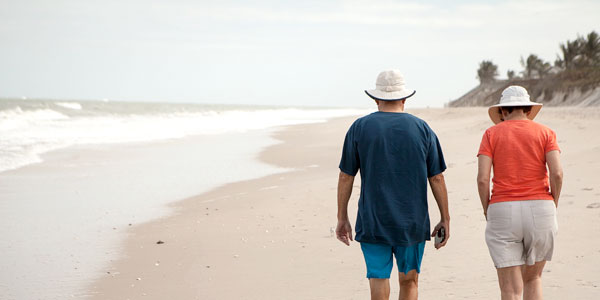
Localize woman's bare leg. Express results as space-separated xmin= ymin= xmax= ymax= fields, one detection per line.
xmin=522 ymin=261 xmax=546 ymax=300
xmin=497 ymin=266 xmax=524 ymax=300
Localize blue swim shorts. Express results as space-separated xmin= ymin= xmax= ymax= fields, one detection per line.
xmin=360 ymin=241 xmax=426 ymax=278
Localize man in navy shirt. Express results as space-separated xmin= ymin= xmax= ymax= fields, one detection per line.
xmin=336 ymin=70 xmax=450 ymax=300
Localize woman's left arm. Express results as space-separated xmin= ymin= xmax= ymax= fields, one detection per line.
xmin=546 ymin=150 xmax=563 ymax=207
xmin=477 ymin=155 xmax=493 ymax=219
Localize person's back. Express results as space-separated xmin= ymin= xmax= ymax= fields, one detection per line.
xmin=480 ymin=119 xmax=559 ymax=202
xmin=341 ymin=112 xmax=445 ymax=246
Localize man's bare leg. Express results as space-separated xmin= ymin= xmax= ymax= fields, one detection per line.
xmin=369 ymin=278 xmax=390 ymax=300
xmin=522 ymin=261 xmax=545 ymax=300
xmin=497 ymin=266 xmax=523 ymax=300
xmin=398 ymin=270 xmax=418 ymax=300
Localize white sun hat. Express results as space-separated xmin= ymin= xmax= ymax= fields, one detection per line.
xmin=488 ymin=85 xmax=542 ymax=124
xmin=365 ymin=70 xmax=416 ymax=101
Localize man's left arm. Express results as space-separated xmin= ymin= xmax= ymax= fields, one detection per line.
xmin=429 ymin=173 xmax=450 ymax=249
xmin=425 ymin=127 xmax=450 ymax=249
xmin=336 ymin=171 xmax=355 ymax=246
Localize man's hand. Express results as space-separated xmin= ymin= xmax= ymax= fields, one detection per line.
xmin=336 ymin=220 xmax=353 ymax=246
xmin=431 ymin=220 xmax=450 ymax=249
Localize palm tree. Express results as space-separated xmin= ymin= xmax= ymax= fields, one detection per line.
xmin=554 ymin=55 xmax=564 ymax=68
xmin=521 ymin=55 xmax=533 ymax=78
xmin=560 ymin=37 xmax=586 ymax=69
xmin=507 ymin=70 xmax=516 ymax=80
xmin=583 ymin=31 xmax=600 ymax=66
xmin=556 ymin=31 xmax=600 ymax=70
xmin=538 ymin=61 xmax=552 ymax=78
xmin=477 ymin=60 xmax=498 ymax=84
xmin=521 ymin=54 xmax=551 ymax=79
xmin=559 ymin=38 xmax=583 ymax=69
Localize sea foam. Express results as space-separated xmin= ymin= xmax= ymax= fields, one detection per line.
xmin=0 ymin=100 xmax=370 ymax=173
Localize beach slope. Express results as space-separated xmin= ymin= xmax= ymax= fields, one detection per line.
xmin=89 ymin=108 xmax=600 ymax=299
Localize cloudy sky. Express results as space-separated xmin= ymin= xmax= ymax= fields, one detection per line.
xmin=0 ymin=0 xmax=598 ymax=107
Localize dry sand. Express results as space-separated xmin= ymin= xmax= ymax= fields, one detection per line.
xmin=88 ymin=107 xmax=600 ymax=299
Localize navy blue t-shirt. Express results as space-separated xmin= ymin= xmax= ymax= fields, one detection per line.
xmin=339 ymin=112 xmax=446 ymax=246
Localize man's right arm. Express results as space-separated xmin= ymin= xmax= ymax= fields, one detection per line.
xmin=336 ymin=171 xmax=355 ymax=246
xmin=546 ymin=150 xmax=563 ymax=207
xmin=428 ymin=172 xmax=450 ymax=249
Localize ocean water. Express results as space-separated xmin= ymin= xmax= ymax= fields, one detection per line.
xmin=0 ymin=99 xmax=368 ymax=173
xmin=0 ymin=99 xmax=370 ymax=299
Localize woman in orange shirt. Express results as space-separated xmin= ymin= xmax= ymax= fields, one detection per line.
xmin=477 ymin=86 xmax=563 ymax=300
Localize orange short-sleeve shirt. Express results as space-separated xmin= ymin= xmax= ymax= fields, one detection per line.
xmin=478 ymin=119 xmax=560 ymax=204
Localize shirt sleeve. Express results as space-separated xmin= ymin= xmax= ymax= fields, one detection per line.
xmin=477 ymin=129 xmax=493 ymax=158
xmin=545 ymin=129 xmax=560 ymax=153
xmin=339 ymin=123 xmax=360 ymax=176
xmin=426 ymin=128 xmax=447 ymax=177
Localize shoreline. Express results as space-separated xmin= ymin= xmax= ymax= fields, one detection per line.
xmin=86 ymin=116 xmax=364 ymax=299
xmin=0 ymin=128 xmax=289 ymax=300
xmin=84 ymin=107 xmax=600 ymax=299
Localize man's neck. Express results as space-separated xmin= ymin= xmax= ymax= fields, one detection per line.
xmin=377 ymin=103 xmax=405 ymax=113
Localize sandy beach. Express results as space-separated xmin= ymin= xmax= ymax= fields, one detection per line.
xmin=87 ymin=107 xmax=600 ymax=299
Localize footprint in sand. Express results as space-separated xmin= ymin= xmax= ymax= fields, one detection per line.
xmin=586 ymin=203 xmax=600 ymax=209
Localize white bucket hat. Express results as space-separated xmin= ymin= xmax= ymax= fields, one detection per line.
xmin=488 ymin=85 xmax=542 ymax=124
xmin=365 ymin=70 xmax=416 ymax=101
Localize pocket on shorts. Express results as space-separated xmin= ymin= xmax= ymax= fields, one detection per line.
xmin=531 ymin=203 xmax=556 ymax=230
xmin=487 ymin=204 xmax=511 ymax=230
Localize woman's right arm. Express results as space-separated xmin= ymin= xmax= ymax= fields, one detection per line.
xmin=477 ymin=155 xmax=493 ymax=219
xmin=546 ymin=150 xmax=563 ymax=207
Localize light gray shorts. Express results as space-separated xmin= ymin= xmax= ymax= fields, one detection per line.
xmin=485 ymin=200 xmax=558 ymax=268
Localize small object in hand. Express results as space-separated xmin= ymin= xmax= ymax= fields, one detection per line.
xmin=435 ymin=228 xmax=445 ymax=245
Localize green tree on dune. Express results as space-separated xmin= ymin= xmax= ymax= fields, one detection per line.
xmin=470 ymin=30 xmax=600 ymax=100
xmin=557 ymin=38 xmax=583 ymax=69
xmin=583 ymin=31 xmax=600 ymax=66
xmin=507 ymin=70 xmax=516 ymax=80
xmin=477 ymin=60 xmax=498 ymax=84
xmin=521 ymin=54 xmax=551 ymax=79
xmin=555 ymin=31 xmax=600 ymax=69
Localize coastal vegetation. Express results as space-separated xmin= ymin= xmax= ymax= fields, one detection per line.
xmin=452 ymin=31 xmax=600 ymax=106
xmin=479 ymin=31 xmax=599 ymax=84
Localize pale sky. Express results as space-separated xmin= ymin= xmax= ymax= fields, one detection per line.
xmin=0 ymin=0 xmax=598 ymax=107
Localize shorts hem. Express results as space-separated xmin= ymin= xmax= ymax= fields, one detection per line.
xmin=399 ymin=267 xmax=420 ymax=275
xmin=494 ymin=260 xmax=525 ymax=268
xmin=366 ymin=274 xmax=391 ymax=279
xmin=525 ymin=257 xmax=552 ymax=266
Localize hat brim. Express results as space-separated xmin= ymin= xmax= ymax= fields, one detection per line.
xmin=487 ymin=103 xmax=543 ymax=124
xmin=365 ymin=89 xmax=416 ymax=101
